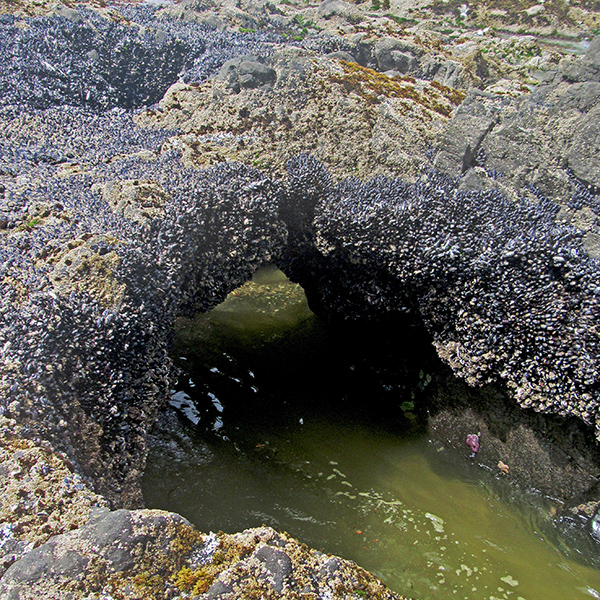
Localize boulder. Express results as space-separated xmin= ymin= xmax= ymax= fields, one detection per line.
xmin=317 ymin=0 xmax=362 ymax=23
xmin=0 ymin=509 xmax=199 ymax=599
xmin=0 ymin=519 xmax=402 ymax=600
xmin=217 ymin=56 xmax=277 ymax=93
xmin=373 ymin=37 xmax=422 ymax=73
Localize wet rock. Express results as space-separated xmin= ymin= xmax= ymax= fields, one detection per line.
xmin=254 ymin=546 xmax=293 ymax=593
xmin=427 ymin=376 xmax=600 ymax=504
xmin=0 ymin=520 xmax=403 ymax=600
xmin=277 ymin=154 xmax=600 ymax=448
xmin=0 ymin=509 xmax=200 ymax=600
xmin=195 ymin=527 xmax=401 ymax=600
xmin=1 ymin=1 xmax=600 ymax=597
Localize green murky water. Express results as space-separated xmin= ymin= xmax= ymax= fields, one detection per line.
xmin=143 ymin=266 xmax=600 ymax=600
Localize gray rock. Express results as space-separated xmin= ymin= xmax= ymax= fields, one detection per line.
xmin=204 ymin=580 xmax=234 ymax=599
xmin=317 ymin=0 xmax=362 ymax=23
xmin=327 ymin=50 xmax=356 ymax=63
xmin=584 ymin=230 xmax=600 ymax=259
xmin=0 ymin=525 xmax=33 ymax=579
xmin=254 ymin=546 xmax=293 ymax=593
xmin=457 ymin=167 xmax=494 ymax=192
xmin=559 ymin=37 xmax=600 ymax=83
xmin=217 ymin=56 xmax=277 ymax=93
xmin=567 ymin=104 xmax=600 ymax=189
xmin=432 ymin=59 xmax=470 ymax=89
xmin=238 ymin=60 xmax=277 ymax=88
xmin=0 ymin=510 xmax=194 ymax=598
xmin=373 ymin=37 xmax=422 ymax=73
xmin=388 ymin=50 xmax=419 ymax=74
xmin=434 ymin=91 xmax=500 ymax=176
xmin=552 ymin=81 xmax=600 ymax=112
xmin=53 ymin=6 xmax=84 ymax=23
xmin=319 ymin=556 xmax=343 ymax=578
xmin=203 ymin=15 xmax=226 ymax=31
xmin=585 ymin=36 xmax=600 ymax=69
xmin=434 ymin=72 xmax=600 ymax=200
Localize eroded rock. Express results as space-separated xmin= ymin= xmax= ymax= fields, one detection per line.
xmin=0 ymin=519 xmax=405 ymax=600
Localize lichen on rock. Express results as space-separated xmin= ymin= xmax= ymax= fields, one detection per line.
xmin=0 ymin=519 xmax=406 ymax=600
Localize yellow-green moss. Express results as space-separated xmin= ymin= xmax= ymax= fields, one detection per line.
xmin=169 ymin=522 xmax=205 ymax=555
xmin=132 ymin=571 xmax=163 ymax=589
xmin=173 ymin=566 xmax=215 ymax=595
xmin=329 ymin=60 xmax=461 ymax=117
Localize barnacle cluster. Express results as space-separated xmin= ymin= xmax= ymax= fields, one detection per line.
xmin=0 ymin=4 xmax=280 ymax=111
xmin=1 ymin=2 xmax=600 ymax=510
xmin=0 ymin=5 xmax=285 ymax=504
xmin=278 ymin=157 xmax=600 ymax=434
xmin=0 ymin=138 xmax=287 ymax=503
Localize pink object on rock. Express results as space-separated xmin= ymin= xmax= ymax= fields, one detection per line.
xmin=466 ymin=433 xmax=480 ymax=453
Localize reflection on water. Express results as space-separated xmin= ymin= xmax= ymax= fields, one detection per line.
xmin=144 ymin=266 xmax=600 ymax=600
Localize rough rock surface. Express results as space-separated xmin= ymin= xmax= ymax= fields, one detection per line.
xmin=134 ymin=48 xmax=462 ymax=181
xmin=1 ymin=0 xmax=600 ymax=597
xmin=0 ymin=417 xmax=109 ymax=577
xmin=435 ymin=37 xmax=600 ymax=201
xmin=0 ymin=517 xmax=404 ymax=600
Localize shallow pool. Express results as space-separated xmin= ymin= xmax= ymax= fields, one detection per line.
xmin=143 ymin=266 xmax=600 ymax=600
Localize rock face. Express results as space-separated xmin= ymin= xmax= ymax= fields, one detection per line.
xmin=134 ymin=47 xmax=462 ymax=181
xmin=436 ymin=38 xmax=600 ymax=193
xmin=0 ymin=516 xmax=404 ymax=600
xmin=1 ymin=0 xmax=600 ymax=597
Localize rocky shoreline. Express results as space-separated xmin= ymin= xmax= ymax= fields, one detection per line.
xmin=1 ymin=0 xmax=600 ymax=597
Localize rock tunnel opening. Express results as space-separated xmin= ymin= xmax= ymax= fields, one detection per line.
xmin=166 ymin=263 xmax=439 ymax=439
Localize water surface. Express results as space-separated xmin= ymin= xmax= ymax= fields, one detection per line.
xmin=144 ymin=266 xmax=600 ymax=600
